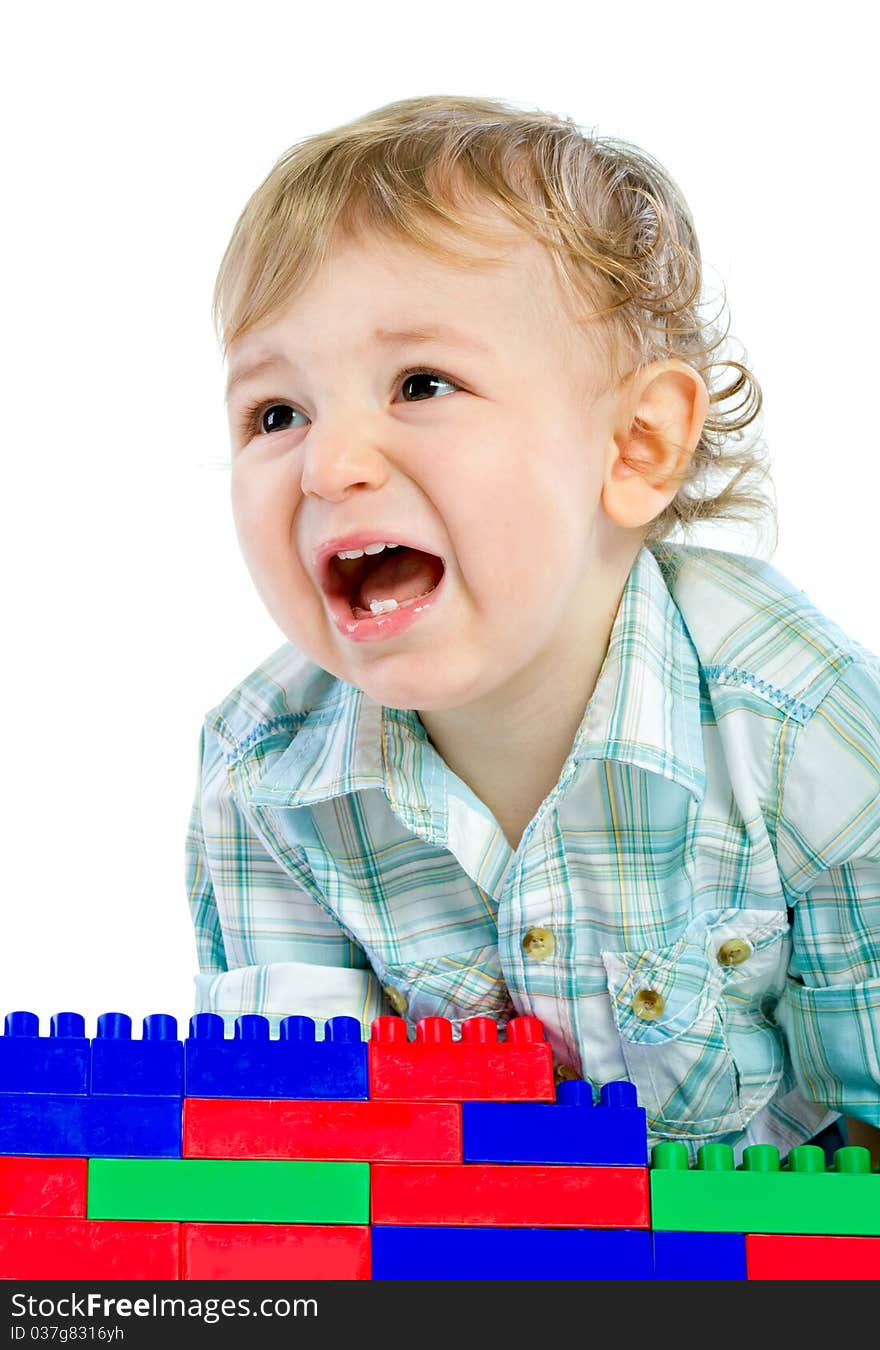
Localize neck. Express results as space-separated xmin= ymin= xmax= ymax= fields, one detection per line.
xmin=417 ymin=543 xmax=640 ymax=851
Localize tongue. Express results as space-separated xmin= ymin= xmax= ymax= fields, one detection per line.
xmin=355 ymin=547 xmax=438 ymax=609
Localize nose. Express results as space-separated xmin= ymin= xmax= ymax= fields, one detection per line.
xmin=300 ymin=415 xmax=390 ymax=501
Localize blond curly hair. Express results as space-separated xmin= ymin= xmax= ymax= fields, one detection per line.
xmin=212 ymin=94 xmax=776 ymax=550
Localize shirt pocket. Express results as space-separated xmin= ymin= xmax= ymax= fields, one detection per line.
xmin=601 ymin=908 xmax=791 ymax=1138
xmin=379 ymin=943 xmax=515 ymax=1029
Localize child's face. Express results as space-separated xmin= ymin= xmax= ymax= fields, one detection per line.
xmin=226 ymin=215 xmax=638 ymax=713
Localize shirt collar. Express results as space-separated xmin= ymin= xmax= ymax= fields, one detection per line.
xmin=570 ymin=544 xmax=706 ymax=800
xmin=245 ymin=544 xmax=706 ymax=821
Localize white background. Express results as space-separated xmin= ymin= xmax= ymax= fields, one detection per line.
xmin=2 ymin=1 xmax=877 ymax=1035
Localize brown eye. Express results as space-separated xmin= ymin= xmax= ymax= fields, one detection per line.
xmin=257 ymin=403 xmax=300 ymax=434
xmin=239 ymin=400 xmax=304 ymax=438
xmin=399 ymin=371 xmax=457 ymax=402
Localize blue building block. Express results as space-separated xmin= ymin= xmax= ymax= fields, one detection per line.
xmin=90 ymin=1013 xmax=183 ymax=1097
xmin=0 ymin=1012 xmax=89 ymax=1095
xmin=652 ymin=1231 xmax=747 ymax=1280
xmin=0 ymin=1093 xmax=182 ymax=1157
xmin=462 ymin=1079 xmax=648 ymax=1166
xmin=371 ymin=1226 xmax=654 ymax=1279
xmin=184 ymin=1014 xmax=369 ymax=1099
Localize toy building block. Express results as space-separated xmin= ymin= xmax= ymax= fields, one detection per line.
xmin=651 ymin=1141 xmax=880 ymax=1235
xmin=0 ymin=1011 xmax=89 ymax=1094
xmin=90 ymin=1012 xmax=183 ymax=1096
xmin=185 ymin=1013 xmax=368 ymax=1099
xmin=0 ymin=1156 xmax=88 ymax=1217
xmin=184 ymin=1096 xmax=462 ymax=1162
xmin=0 ymin=1094 xmax=181 ymax=1157
xmin=88 ymin=1157 xmax=370 ymax=1224
xmin=462 ymin=1079 xmax=648 ymax=1166
xmin=652 ymin=1231 xmax=746 ymax=1280
xmin=368 ymin=1015 xmax=555 ymax=1101
xmin=746 ymin=1232 xmax=880 ymax=1279
xmin=371 ymin=1225 xmax=654 ymax=1279
xmin=182 ymin=1222 xmax=371 ymax=1280
xmin=0 ymin=1217 xmax=180 ymax=1279
xmin=370 ymin=1163 xmax=650 ymax=1228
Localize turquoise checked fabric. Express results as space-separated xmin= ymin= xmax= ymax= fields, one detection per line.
xmin=185 ymin=543 xmax=880 ymax=1161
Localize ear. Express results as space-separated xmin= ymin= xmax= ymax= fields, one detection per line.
xmin=602 ymin=360 xmax=709 ymax=531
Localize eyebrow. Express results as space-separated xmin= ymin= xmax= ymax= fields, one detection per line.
xmin=224 ymin=324 xmax=493 ymax=402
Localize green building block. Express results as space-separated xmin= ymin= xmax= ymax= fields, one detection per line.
xmin=651 ymin=1142 xmax=880 ymax=1236
xmin=88 ymin=1158 xmax=369 ymax=1223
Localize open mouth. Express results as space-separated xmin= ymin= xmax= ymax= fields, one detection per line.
xmin=324 ymin=545 xmax=446 ymax=619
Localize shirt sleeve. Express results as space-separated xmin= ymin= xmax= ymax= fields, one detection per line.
xmin=184 ymin=721 xmax=386 ymax=1034
xmin=185 ymin=724 xmax=229 ymax=976
xmin=774 ymin=655 xmax=880 ymax=1126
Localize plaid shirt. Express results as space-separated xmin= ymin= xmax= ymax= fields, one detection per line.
xmin=186 ymin=542 xmax=880 ymax=1158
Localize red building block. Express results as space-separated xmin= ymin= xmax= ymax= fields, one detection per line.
xmin=368 ymin=1016 xmax=554 ymax=1101
xmin=184 ymin=1097 xmax=462 ymax=1161
xmin=746 ymin=1233 xmax=880 ymax=1279
xmin=370 ymin=1163 xmax=650 ymax=1228
xmin=0 ymin=1157 xmax=87 ymax=1217
xmin=182 ymin=1223 xmax=371 ymax=1279
xmin=0 ymin=1218 xmax=180 ymax=1279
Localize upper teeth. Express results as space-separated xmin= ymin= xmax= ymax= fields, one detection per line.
xmin=335 ymin=542 xmax=400 ymax=560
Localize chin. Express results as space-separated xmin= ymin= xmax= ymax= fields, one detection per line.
xmin=360 ymin=677 xmax=438 ymax=711
xmin=350 ymin=664 xmax=456 ymax=712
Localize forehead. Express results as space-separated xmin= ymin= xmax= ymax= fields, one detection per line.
xmin=228 ymin=214 xmax=581 ymax=370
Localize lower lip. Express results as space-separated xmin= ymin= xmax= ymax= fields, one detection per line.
xmin=325 ymin=570 xmax=447 ymax=643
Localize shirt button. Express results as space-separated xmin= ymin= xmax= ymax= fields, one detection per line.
xmin=632 ymin=988 xmax=664 ymax=1020
xmin=383 ymin=985 xmax=408 ymax=1015
xmin=717 ymin=938 xmax=751 ymax=967
xmin=522 ymin=927 xmax=555 ymax=960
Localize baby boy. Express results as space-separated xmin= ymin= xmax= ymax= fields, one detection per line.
xmin=187 ymin=94 xmax=880 ymax=1160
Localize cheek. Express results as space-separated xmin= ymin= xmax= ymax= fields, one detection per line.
xmin=229 ymin=464 xmax=260 ymax=539
xmin=452 ymin=468 xmax=584 ymax=586
xmin=230 ymin=466 xmax=295 ymax=564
